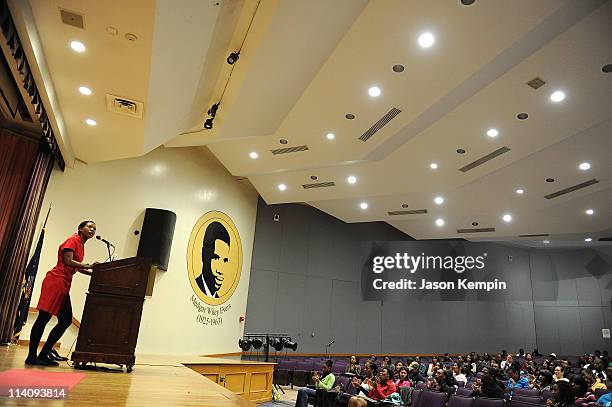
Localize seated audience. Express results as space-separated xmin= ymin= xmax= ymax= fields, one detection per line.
xmin=428 ymin=368 xmax=453 ymax=394
xmin=346 ymin=355 xmax=361 ymax=376
xmin=472 ymin=367 xmax=505 ymax=399
xmin=294 ymin=360 xmax=335 ymax=407
xmin=506 ymin=366 xmax=529 ymax=396
xmin=536 ymin=369 xmax=554 ymax=391
xmin=573 ymin=375 xmax=597 ymax=406
xmin=453 ymin=362 xmax=467 ymax=384
xmin=348 ymin=367 xmax=397 ymax=407
xmin=395 ymin=366 xmax=411 ymax=388
xmin=408 ymin=361 xmax=425 ymax=384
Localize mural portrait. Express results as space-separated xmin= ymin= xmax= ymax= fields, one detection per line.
xmin=187 ymin=211 xmax=242 ymax=305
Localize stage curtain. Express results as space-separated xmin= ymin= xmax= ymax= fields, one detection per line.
xmin=0 ymin=130 xmax=54 ymax=343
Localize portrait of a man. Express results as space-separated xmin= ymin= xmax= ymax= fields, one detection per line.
xmin=196 ymin=221 xmax=231 ymax=298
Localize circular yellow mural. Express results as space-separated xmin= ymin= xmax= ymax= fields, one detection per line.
xmin=187 ymin=211 xmax=242 ymax=305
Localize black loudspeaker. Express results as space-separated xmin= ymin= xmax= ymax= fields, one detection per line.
xmin=137 ymin=208 xmax=176 ymax=271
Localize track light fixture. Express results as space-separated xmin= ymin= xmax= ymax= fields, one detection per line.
xmin=227 ymin=51 xmax=240 ymax=65
xmin=238 ymin=338 xmax=252 ymax=351
xmin=207 ymin=102 xmax=220 ymax=118
xmin=203 ymin=102 xmax=220 ymax=130
xmin=238 ymin=333 xmax=298 ymax=362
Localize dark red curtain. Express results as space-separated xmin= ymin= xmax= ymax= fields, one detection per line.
xmin=0 ymin=129 xmax=38 ymax=264
xmin=0 ymin=129 xmax=54 ymax=343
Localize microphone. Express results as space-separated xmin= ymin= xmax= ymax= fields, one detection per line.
xmin=96 ymin=235 xmax=115 ymax=247
xmin=327 ymin=340 xmax=335 ymax=347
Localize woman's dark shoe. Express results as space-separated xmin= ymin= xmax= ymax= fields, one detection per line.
xmin=37 ymin=353 xmax=60 ymax=366
xmin=25 ymin=356 xmax=56 ymax=366
xmin=49 ymin=349 xmax=68 ymax=361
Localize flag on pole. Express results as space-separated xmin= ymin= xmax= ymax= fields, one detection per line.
xmin=12 ymin=227 xmax=45 ymax=342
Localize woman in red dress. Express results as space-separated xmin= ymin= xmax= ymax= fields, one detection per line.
xmin=25 ymin=220 xmax=97 ymax=366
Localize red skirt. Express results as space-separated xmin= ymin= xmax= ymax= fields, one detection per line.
xmin=36 ymin=273 xmax=70 ymax=316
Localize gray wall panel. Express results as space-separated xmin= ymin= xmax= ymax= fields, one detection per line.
xmin=245 ymin=198 xmax=612 ymax=355
xmin=245 ymin=268 xmax=278 ymax=333
xmin=274 ymin=272 xmax=307 ymax=338
xmin=330 ymin=280 xmax=360 ymax=354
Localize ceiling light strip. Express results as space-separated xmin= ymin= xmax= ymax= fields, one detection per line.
xmin=518 ymin=233 xmax=549 ymax=237
xmin=544 ymin=179 xmax=599 ymax=199
xmin=302 ymin=181 xmax=335 ymax=189
xmin=387 ymin=209 xmax=428 ymax=216
xmin=270 ymin=145 xmax=309 ymax=155
xmin=456 ymin=228 xmax=495 ymax=233
xmin=458 ymin=146 xmax=511 ymax=173
xmin=358 ymin=107 xmax=402 ymax=142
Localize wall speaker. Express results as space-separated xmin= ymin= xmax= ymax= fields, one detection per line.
xmin=137 ymin=208 xmax=176 ymax=271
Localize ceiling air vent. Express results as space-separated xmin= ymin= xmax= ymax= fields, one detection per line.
xmin=519 ymin=233 xmax=549 ymax=237
xmin=106 ymin=94 xmax=144 ymax=118
xmin=457 ymin=227 xmax=495 ymax=233
xmin=59 ymin=9 xmax=85 ymax=29
xmin=459 ymin=146 xmax=510 ymax=173
xmin=302 ymin=181 xmax=335 ymax=189
xmin=544 ymin=178 xmax=599 ymax=199
xmin=270 ymin=145 xmax=309 ymax=155
xmin=387 ymin=209 xmax=427 ymax=216
xmin=526 ymin=77 xmax=546 ymax=90
xmin=598 ymin=237 xmax=612 ymax=242
xmin=358 ymin=107 xmax=402 ymax=142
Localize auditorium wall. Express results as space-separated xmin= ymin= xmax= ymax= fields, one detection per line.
xmin=245 ymin=199 xmax=612 ymax=356
xmin=24 ymin=146 xmax=258 ymax=355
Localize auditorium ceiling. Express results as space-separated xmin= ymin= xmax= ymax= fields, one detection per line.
xmin=11 ymin=0 xmax=612 ymax=243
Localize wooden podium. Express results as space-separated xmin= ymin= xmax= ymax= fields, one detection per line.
xmin=71 ymin=257 xmax=154 ymax=372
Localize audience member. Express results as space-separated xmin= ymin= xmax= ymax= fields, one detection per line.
xmin=345 ymin=355 xmax=361 ymax=376
xmin=294 ymin=360 xmax=335 ymax=407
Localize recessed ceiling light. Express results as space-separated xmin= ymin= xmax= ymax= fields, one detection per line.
xmin=584 ymin=237 xmax=592 ymax=242
xmin=85 ymin=118 xmax=97 ymax=126
xmin=70 ymin=40 xmax=86 ymax=53
xmin=418 ymin=32 xmax=435 ymax=48
xmin=516 ymin=112 xmax=529 ymax=120
xmin=435 ymin=218 xmax=445 ymax=227
xmin=460 ymin=0 xmax=476 ymax=5
xmin=277 ymin=184 xmax=287 ymax=191
xmin=516 ymin=188 xmax=524 ymax=195
xmin=602 ymin=64 xmax=612 ymax=73
xmin=345 ymin=113 xmax=355 ymax=120
xmin=550 ymin=90 xmax=565 ymax=103
xmin=249 ymin=151 xmax=258 ymax=159
xmin=434 ymin=196 xmax=444 ymax=205
xmin=78 ymin=86 xmax=92 ymax=95
xmin=392 ymin=64 xmax=405 ymax=73
xmin=546 ymin=178 xmax=555 ymax=183
xmin=347 ymin=176 xmax=357 ymax=184
xmin=279 ymin=138 xmax=288 ymax=145
xmin=502 ymin=214 xmax=512 ymax=222
xmin=368 ymin=86 xmax=381 ymax=97
xmin=456 ymin=148 xmax=466 ymax=154
xmin=543 ymin=240 xmax=550 ymax=244
xmin=430 ymin=163 xmax=438 ymax=169
xmin=326 ymin=133 xmax=335 ymax=140
xmin=401 ymin=203 xmax=409 ymax=208
xmin=578 ymin=162 xmax=591 ymax=171
xmin=486 ymin=128 xmax=499 ymax=138
xmin=310 ymin=175 xmax=318 ymax=181
xmin=472 ymin=221 xmax=479 ymax=226
xmin=360 ymin=202 xmax=368 ymax=210
xmin=585 ymin=209 xmax=594 ymax=215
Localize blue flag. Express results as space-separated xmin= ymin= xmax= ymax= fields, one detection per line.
xmin=13 ymin=228 xmax=45 ymax=341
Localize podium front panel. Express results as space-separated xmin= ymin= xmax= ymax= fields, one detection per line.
xmin=90 ymin=257 xmax=152 ymax=298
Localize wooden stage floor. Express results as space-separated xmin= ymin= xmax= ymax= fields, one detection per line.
xmin=0 ymin=345 xmax=256 ymax=406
